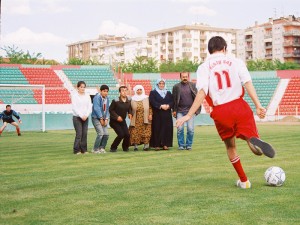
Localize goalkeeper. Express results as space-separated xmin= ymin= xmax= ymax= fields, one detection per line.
xmin=0 ymin=105 xmax=22 ymax=136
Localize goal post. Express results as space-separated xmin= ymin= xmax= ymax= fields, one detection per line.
xmin=0 ymin=84 xmax=46 ymax=132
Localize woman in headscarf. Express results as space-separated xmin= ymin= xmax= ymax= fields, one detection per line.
xmin=129 ymin=85 xmax=152 ymax=151
xmin=149 ymin=79 xmax=174 ymax=150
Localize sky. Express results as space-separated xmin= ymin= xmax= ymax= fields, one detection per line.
xmin=1 ymin=0 xmax=299 ymax=63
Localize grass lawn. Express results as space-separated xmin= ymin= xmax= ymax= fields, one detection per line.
xmin=0 ymin=124 xmax=299 ymax=225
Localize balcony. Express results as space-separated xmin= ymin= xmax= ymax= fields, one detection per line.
xmin=245 ymin=46 xmax=253 ymax=52
xmin=200 ymin=35 xmax=207 ymax=40
xmin=265 ymin=53 xmax=273 ymax=59
xmin=168 ymin=45 xmax=173 ymax=50
xmin=265 ymin=44 xmax=272 ymax=49
xmin=182 ymin=33 xmax=192 ymax=39
xmin=283 ymin=31 xmax=300 ymax=36
xmin=182 ymin=42 xmax=192 ymax=47
xmin=182 ymin=52 xmax=192 ymax=58
xmin=245 ymin=37 xmax=253 ymax=42
xmin=283 ymin=52 xmax=300 ymax=58
xmin=160 ymin=37 xmax=166 ymax=43
xmin=264 ymin=34 xmax=272 ymax=39
xmin=283 ymin=41 xmax=300 ymax=47
xmin=200 ymin=52 xmax=207 ymax=58
xmin=168 ymin=36 xmax=174 ymax=42
xmin=168 ymin=53 xmax=174 ymax=59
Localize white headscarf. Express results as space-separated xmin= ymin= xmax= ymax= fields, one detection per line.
xmin=155 ymin=78 xmax=167 ymax=98
xmin=132 ymin=85 xmax=148 ymax=101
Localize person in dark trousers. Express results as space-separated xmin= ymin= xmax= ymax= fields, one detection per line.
xmin=0 ymin=105 xmax=22 ymax=136
xmin=71 ymin=81 xmax=92 ymax=155
xmin=149 ymin=79 xmax=174 ymax=150
xmin=172 ymin=72 xmax=201 ymax=150
xmin=109 ymin=86 xmax=132 ymax=152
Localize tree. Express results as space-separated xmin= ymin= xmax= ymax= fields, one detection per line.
xmin=0 ymin=45 xmax=42 ymax=64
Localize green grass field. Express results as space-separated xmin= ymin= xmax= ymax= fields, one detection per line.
xmin=0 ymin=124 xmax=300 ymax=225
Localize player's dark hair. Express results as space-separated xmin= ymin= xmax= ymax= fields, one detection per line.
xmin=100 ymin=84 xmax=109 ymax=91
xmin=119 ymin=85 xmax=127 ymax=93
xmin=6 ymin=105 xmax=11 ymax=108
xmin=77 ymin=81 xmax=86 ymax=88
xmin=208 ymin=36 xmax=227 ymax=54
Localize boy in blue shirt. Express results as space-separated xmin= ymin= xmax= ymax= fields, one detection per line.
xmin=91 ymin=85 xmax=110 ymax=153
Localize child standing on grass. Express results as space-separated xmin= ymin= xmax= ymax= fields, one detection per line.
xmin=176 ymin=36 xmax=276 ymax=189
xmin=0 ymin=105 xmax=22 ymax=136
xmin=91 ymin=84 xmax=110 ymax=154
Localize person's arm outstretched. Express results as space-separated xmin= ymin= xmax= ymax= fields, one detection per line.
xmin=244 ymin=81 xmax=266 ymax=119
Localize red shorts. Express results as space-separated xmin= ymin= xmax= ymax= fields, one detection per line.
xmin=210 ymin=98 xmax=259 ymax=141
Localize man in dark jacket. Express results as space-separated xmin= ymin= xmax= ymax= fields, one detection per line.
xmin=172 ymin=72 xmax=201 ymax=150
xmin=0 ymin=105 xmax=22 ymax=136
xmin=109 ymin=86 xmax=132 ymax=152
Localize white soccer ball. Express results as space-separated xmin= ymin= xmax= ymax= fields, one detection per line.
xmin=264 ymin=166 xmax=286 ymax=187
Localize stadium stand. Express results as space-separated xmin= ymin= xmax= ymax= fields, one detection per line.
xmin=0 ymin=67 xmax=37 ymax=104
xmin=244 ymin=77 xmax=280 ymax=112
xmin=278 ymin=77 xmax=300 ymax=115
xmin=20 ymin=68 xmax=71 ymax=104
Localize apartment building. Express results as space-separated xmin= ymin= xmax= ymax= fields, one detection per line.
xmin=99 ymin=37 xmax=151 ymax=64
xmin=67 ymin=35 xmax=125 ymax=62
xmin=236 ymin=15 xmax=300 ymax=63
xmin=147 ymin=24 xmax=237 ymax=63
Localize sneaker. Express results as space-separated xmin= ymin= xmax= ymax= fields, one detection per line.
xmin=236 ymin=179 xmax=251 ymax=189
xmin=91 ymin=149 xmax=100 ymax=154
xmin=82 ymin=152 xmax=89 ymax=154
xmin=110 ymin=149 xmax=117 ymax=152
xmin=249 ymin=137 xmax=275 ymax=158
xmin=99 ymin=148 xmax=106 ymax=154
xmin=75 ymin=152 xmax=81 ymax=155
xmin=123 ymin=149 xmax=129 ymax=152
xmin=186 ymin=146 xmax=192 ymax=150
xmin=178 ymin=146 xmax=185 ymax=150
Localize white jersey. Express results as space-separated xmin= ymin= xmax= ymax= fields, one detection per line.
xmin=196 ymin=53 xmax=251 ymax=106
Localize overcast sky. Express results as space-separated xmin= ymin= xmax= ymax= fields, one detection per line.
xmin=1 ymin=0 xmax=299 ymax=63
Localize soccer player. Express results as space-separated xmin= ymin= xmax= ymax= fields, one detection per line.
xmin=176 ymin=36 xmax=276 ymax=189
xmin=0 ymin=105 xmax=22 ymax=136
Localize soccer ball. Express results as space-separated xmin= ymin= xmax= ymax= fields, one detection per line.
xmin=264 ymin=166 xmax=286 ymax=187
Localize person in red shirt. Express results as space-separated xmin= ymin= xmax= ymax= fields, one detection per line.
xmin=176 ymin=36 xmax=276 ymax=189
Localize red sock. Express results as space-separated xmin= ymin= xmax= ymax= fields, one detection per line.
xmin=231 ymin=156 xmax=247 ymax=182
xmin=16 ymin=127 xmax=20 ymax=135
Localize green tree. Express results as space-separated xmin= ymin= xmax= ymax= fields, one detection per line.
xmin=1 ymin=45 xmax=42 ymax=64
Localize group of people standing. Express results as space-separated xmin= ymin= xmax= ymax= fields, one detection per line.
xmin=71 ymin=72 xmax=199 ymax=155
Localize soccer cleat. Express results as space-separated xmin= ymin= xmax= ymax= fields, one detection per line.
xmin=236 ymin=179 xmax=251 ymax=189
xmin=248 ymin=142 xmax=263 ymax=156
xmin=249 ymin=137 xmax=276 ymax=158
xmin=18 ymin=133 xmax=21 ymax=136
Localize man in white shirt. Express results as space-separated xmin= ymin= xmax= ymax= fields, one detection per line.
xmin=176 ymin=36 xmax=276 ymax=189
